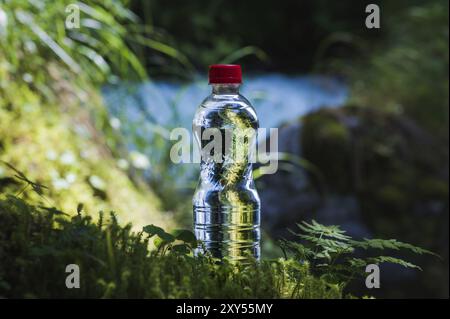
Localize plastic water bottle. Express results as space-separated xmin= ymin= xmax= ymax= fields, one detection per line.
xmin=193 ymin=64 xmax=261 ymax=262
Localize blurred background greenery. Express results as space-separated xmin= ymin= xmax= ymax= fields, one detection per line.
xmin=0 ymin=0 xmax=448 ymax=298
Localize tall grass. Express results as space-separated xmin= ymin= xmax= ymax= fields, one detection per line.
xmin=0 ymin=0 xmax=190 ymax=95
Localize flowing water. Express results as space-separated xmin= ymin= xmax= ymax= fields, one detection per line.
xmin=103 ymin=74 xmax=347 ymax=138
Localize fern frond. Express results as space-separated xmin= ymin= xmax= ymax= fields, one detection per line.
xmin=349 ymin=256 xmax=422 ymax=271
xmin=296 ymin=220 xmax=351 ymax=241
xmin=351 ymin=239 xmax=439 ymax=257
xmin=281 ymin=219 xmax=437 ymax=288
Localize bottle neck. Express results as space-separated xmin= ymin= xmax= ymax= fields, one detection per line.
xmin=211 ymin=83 xmax=240 ymax=94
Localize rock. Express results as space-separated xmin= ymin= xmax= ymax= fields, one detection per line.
xmin=258 ymin=104 xmax=448 ymax=297
xmin=259 ymin=115 xmax=371 ymax=240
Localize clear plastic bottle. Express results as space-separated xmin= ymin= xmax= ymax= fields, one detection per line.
xmin=193 ymin=64 xmax=261 ymax=262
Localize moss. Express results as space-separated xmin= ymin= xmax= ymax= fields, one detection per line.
xmin=301 ymin=105 xmax=447 ymax=216
xmin=0 ymin=79 xmax=172 ymax=231
xmin=376 ymin=185 xmax=409 ymax=211
xmin=0 ymin=0 xmax=178 ymax=231
xmin=0 ymin=195 xmax=343 ymax=299
xmin=301 ymin=110 xmax=352 ymax=192
xmin=417 ymin=178 xmax=449 ymax=198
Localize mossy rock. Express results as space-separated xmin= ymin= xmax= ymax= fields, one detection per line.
xmin=301 ymin=104 xmax=448 ymax=248
xmin=0 ymin=79 xmax=172 ymax=231
xmin=300 ymin=105 xmax=448 ymax=297
xmin=301 ymin=110 xmax=352 ymax=192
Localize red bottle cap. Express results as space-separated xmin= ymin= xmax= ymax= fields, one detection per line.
xmin=208 ymin=64 xmax=242 ymax=84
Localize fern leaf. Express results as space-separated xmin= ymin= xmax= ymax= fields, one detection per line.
xmin=351 ymin=239 xmax=439 ymax=257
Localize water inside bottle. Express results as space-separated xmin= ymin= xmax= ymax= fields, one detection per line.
xmin=193 ymin=82 xmax=261 ymax=262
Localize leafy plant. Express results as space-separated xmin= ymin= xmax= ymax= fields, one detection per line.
xmin=0 ymin=195 xmax=342 ymax=298
xmin=279 ymin=220 xmax=438 ymax=285
xmin=0 ymin=164 xmax=438 ymax=298
xmin=143 ymin=224 xmax=197 ymax=256
xmin=0 ymin=165 xmax=338 ymax=298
